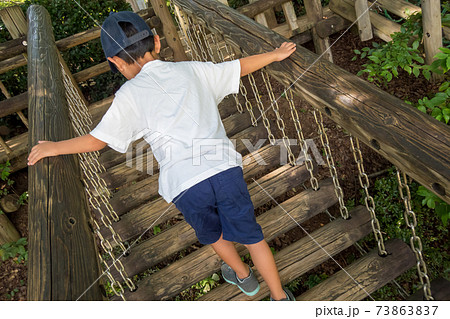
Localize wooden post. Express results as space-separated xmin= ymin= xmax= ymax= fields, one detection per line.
xmin=149 ymin=0 xmax=187 ymax=61
xmin=282 ymin=2 xmax=299 ymax=34
xmin=0 ymin=213 xmax=20 ymax=245
xmin=422 ymin=0 xmax=443 ymax=82
xmin=27 ymin=5 xmax=103 ymax=301
xmin=304 ymin=0 xmax=333 ymax=62
xmin=249 ymin=0 xmax=269 ymax=28
xmin=355 ymin=0 xmax=373 ymax=41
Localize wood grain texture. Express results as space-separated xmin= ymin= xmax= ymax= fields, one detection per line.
xmin=0 ymin=213 xmax=20 ymax=245
xmin=355 ymin=0 xmax=373 ymax=41
xmin=297 ymin=239 xmax=415 ymax=300
xmin=27 ymin=5 xmax=102 ymax=301
xmin=116 ymin=178 xmax=340 ymax=300
xmin=104 ymin=159 xmax=313 ymax=243
xmin=173 ymin=0 xmax=450 ymax=204
xmin=422 ymin=0 xmax=443 ymax=78
xmin=200 ymin=205 xmax=371 ymax=300
xmin=304 ymin=0 xmax=333 ymax=62
xmin=237 ymin=0 xmax=293 ymax=19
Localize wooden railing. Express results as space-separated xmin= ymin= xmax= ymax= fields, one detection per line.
xmin=173 ymin=0 xmax=450 ymax=204
xmin=26 ymin=4 xmax=102 ymax=300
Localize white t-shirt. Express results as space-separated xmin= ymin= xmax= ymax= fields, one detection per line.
xmin=90 ymin=59 xmax=242 ymax=202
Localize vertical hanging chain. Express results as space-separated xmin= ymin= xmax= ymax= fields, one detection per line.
xmin=313 ymin=109 xmax=349 ymax=219
xmin=350 ymin=136 xmax=387 ymax=256
xmin=285 ymin=87 xmax=319 ymax=189
xmin=260 ymin=69 xmax=296 ymax=165
xmin=396 ymin=168 xmax=434 ymax=300
xmin=170 ymin=2 xmax=197 ymax=60
xmin=186 ymin=15 xmax=209 ymax=62
xmin=248 ymin=70 xmax=275 ymax=144
xmin=60 ymin=63 xmax=136 ymax=298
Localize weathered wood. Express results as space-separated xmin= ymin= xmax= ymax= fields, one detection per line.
xmin=422 ymin=0 xmax=443 ymax=82
xmin=119 ymin=203 xmax=369 ymax=301
xmin=171 ymin=0 xmax=449 ymax=202
xmin=315 ymin=14 xmax=350 ymax=38
xmin=409 ymin=277 xmax=450 ymax=301
xmin=330 ymin=0 xmax=401 ymax=42
xmin=0 ymin=132 xmax=28 ymax=171
xmin=249 ymin=0 xmax=269 ymax=28
xmin=0 ymin=194 xmax=20 ymax=213
xmin=355 ymin=0 xmax=373 ymax=41
xmin=0 ymin=36 xmax=26 ymax=61
xmin=106 ymin=160 xmax=312 ymax=243
xmin=237 ymin=0 xmax=292 ymax=19
xmin=282 ymin=2 xmax=299 ymax=31
xmin=115 ymin=176 xmax=333 ymax=282
xmin=304 ymin=0 xmax=333 ymax=62
xmin=0 ymin=6 xmax=27 ymax=38
xmin=200 ymin=205 xmax=371 ymax=301
xmin=297 ymin=239 xmax=415 ymax=300
xmin=27 ymin=5 xmax=102 ymax=301
xmin=0 ymin=54 xmax=26 ymax=75
xmin=73 ymin=61 xmax=110 ymax=83
xmin=0 ymin=90 xmax=27 ymax=118
xmin=0 ymin=213 xmax=20 ymax=245
xmin=149 ymin=0 xmax=187 ymax=61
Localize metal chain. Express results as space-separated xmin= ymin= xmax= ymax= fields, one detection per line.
xmin=396 ymin=168 xmax=434 ymax=300
xmin=169 ymin=3 xmax=197 ymax=61
xmin=285 ymin=87 xmax=319 ymax=189
xmin=350 ymin=136 xmax=387 ymax=256
xmin=60 ymin=63 xmax=135 ymax=299
xmin=313 ymin=109 xmax=349 ymax=219
xmin=260 ymin=70 xmax=295 ymax=165
xmin=248 ymin=70 xmax=275 ymax=144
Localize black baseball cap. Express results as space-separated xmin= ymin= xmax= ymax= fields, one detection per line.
xmin=100 ymin=11 xmax=153 ymax=73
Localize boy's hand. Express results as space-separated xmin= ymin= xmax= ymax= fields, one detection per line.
xmin=28 ymin=141 xmax=58 ymax=166
xmin=272 ymin=42 xmax=297 ymax=62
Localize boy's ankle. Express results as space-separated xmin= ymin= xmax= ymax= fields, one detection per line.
xmin=236 ymin=267 xmax=250 ymax=281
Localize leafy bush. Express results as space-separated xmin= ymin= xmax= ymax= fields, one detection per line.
xmin=0 ymin=237 xmax=28 ymax=263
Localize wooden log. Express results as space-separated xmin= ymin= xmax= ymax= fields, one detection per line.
xmin=0 ymin=89 xmax=27 ymax=118
xmin=282 ymin=2 xmax=299 ymax=31
xmin=0 ymin=213 xmax=20 ymax=245
xmin=119 ymin=202 xmax=369 ymax=301
xmin=330 ymin=0 xmax=400 ymax=42
xmin=237 ymin=0 xmax=292 ymax=19
xmin=422 ymin=0 xmax=443 ymax=82
xmin=315 ymin=14 xmax=350 ymax=38
xmin=27 ymin=5 xmax=102 ymax=301
xmin=297 ymin=239 xmax=415 ymax=300
xmin=112 ymin=164 xmax=321 ymax=282
xmin=0 ymin=36 xmax=26 ymax=62
xmin=0 ymin=194 xmax=20 ymax=213
xmin=199 ymin=205 xmax=371 ymax=301
xmin=172 ymin=0 xmax=450 ymax=202
xmin=106 ymin=160 xmax=312 ymax=243
xmin=149 ymin=0 xmax=187 ymax=61
xmin=304 ymin=0 xmax=333 ymax=62
xmin=249 ymin=0 xmax=269 ymax=28
xmin=0 ymin=6 xmax=27 ymax=38
xmin=355 ymin=0 xmax=373 ymax=41
xmin=0 ymin=132 xmax=28 ymax=171
xmin=0 ymin=54 xmax=26 ymax=75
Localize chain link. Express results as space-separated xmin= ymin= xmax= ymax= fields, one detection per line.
xmin=313 ymin=109 xmax=349 ymax=219
xmin=60 ymin=63 xmax=135 ymax=299
xmin=350 ymin=136 xmax=387 ymax=256
xmin=396 ymin=169 xmax=434 ymax=300
xmin=285 ymin=87 xmax=319 ymax=189
xmin=260 ymin=70 xmax=296 ymax=165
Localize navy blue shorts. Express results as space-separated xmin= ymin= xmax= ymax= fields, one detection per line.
xmin=173 ymin=167 xmax=264 ymax=245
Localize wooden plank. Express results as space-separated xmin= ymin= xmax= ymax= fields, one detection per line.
xmin=297 ymin=239 xmax=415 ymax=300
xmin=105 ymin=160 xmax=313 ymax=243
xmin=0 ymin=213 xmax=20 ymax=245
xmin=316 ymin=14 xmax=350 ymax=38
xmin=409 ymin=277 xmax=450 ymax=301
xmin=422 ymin=0 xmax=443 ymax=82
xmin=0 ymin=36 xmax=26 ymax=61
xmin=249 ymin=0 xmax=269 ymax=28
xmin=172 ymin=0 xmax=450 ymax=203
xmin=200 ymin=205 xmax=371 ymax=300
xmin=114 ymin=177 xmax=335 ymax=282
xmin=355 ymin=0 xmax=373 ymax=41
xmin=27 ymin=5 xmax=102 ymax=301
xmin=304 ymin=0 xmax=333 ymax=62
xmin=0 ymin=6 xmax=27 ymax=38
xmin=237 ymin=0 xmax=292 ymax=19
xmin=119 ymin=202 xmax=369 ymax=301
xmin=282 ymin=2 xmax=299 ymax=32
xmin=149 ymin=0 xmax=187 ymax=61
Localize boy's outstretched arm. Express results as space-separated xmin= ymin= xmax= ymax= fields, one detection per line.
xmin=239 ymin=42 xmax=296 ymax=77
xmin=27 ymin=134 xmax=106 ymax=166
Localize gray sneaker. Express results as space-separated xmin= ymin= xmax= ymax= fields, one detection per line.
xmin=270 ymin=287 xmax=295 ymax=301
xmin=221 ymin=262 xmax=260 ymax=296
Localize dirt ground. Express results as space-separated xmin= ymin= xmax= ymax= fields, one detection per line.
xmin=0 ymin=28 xmax=440 ymax=301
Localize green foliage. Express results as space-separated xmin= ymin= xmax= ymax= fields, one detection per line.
xmin=416 ymin=186 xmax=450 ymax=226
xmin=153 ymin=225 xmax=161 ymax=235
xmin=0 ymin=237 xmax=28 ymax=263
xmin=5 ymin=288 xmax=19 ymax=300
xmin=304 ymin=273 xmax=328 ymax=289
xmin=192 ymin=273 xmax=220 ymax=297
xmin=354 ymin=13 xmax=427 ymax=87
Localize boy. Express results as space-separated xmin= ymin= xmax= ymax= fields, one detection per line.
xmin=28 ymin=11 xmax=296 ymax=301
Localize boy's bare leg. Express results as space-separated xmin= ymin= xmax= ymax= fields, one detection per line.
xmin=211 ymin=234 xmax=250 ymax=279
xmin=245 ymin=239 xmax=286 ymax=300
